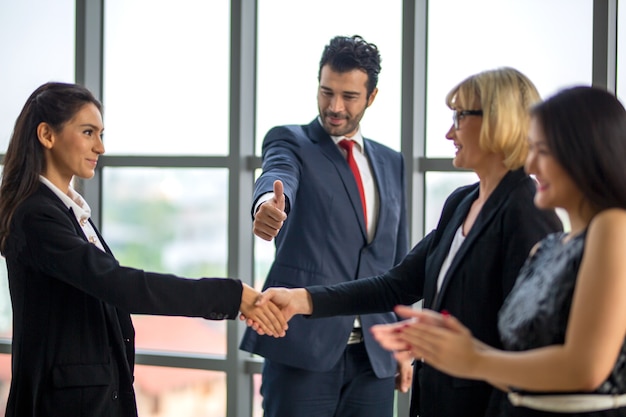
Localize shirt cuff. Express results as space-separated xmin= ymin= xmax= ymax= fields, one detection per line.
xmin=253 ymin=192 xmax=275 ymax=217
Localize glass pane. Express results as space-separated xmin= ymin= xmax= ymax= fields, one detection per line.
xmin=103 ymin=0 xmax=230 ymax=155
xmin=254 ymin=236 xmax=275 ymax=292
xmin=256 ymin=0 xmax=403 ymax=154
xmin=253 ymin=374 xmax=263 ymax=417
xmin=0 ymin=0 xmax=75 ymax=151
xmin=426 ymin=0 xmax=593 ymax=157
xmin=135 ymin=365 xmax=225 ymax=417
xmin=0 ymin=354 xmax=9 ymax=412
xmin=425 ymin=171 xmax=478 ymax=233
xmin=102 ymin=168 xmax=228 ymax=355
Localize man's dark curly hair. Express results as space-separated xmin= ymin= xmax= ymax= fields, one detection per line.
xmin=318 ymin=35 xmax=382 ymax=98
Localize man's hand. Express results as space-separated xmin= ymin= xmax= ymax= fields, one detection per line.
xmin=253 ymin=180 xmax=287 ymax=241
xmin=239 ymin=283 xmax=288 ymax=337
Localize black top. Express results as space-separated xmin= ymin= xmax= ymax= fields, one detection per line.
xmin=498 ymin=231 xmax=626 ymax=416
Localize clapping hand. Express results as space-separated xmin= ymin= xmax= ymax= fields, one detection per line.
xmin=372 ymin=306 xmax=483 ymax=379
xmin=371 ymin=306 xmax=453 ymax=358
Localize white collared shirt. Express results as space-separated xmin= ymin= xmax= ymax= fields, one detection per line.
xmin=39 ymin=176 xmax=106 ymax=252
xmin=436 ymin=225 xmax=466 ymax=293
xmin=328 ymin=125 xmax=379 ymax=243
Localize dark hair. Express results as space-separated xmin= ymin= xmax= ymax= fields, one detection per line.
xmin=0 ymin=82 xmax=102 ymax=253
xmin=318 ymin=35 xmax=382 ymax=97
xmin=531 ymin=86 xmax=626 ymax=211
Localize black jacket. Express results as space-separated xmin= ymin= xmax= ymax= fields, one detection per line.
xmin=4 ymin=183 xmax=242 ymax=417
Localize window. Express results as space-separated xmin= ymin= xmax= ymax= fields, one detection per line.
xmin=0 ymin=0 xmax=75 ymax=150
xmin=103 ymin=0 xmax=230 ymax=155
xmin=101 ymin=168 xmax=229 ymax=355
xmin=426 ymin=0 xmax=593 ymax=157
xmin=256 ymin=0 xmax=403 ymax=155
xmin=134 ymin=365 xmax=226 ymax=417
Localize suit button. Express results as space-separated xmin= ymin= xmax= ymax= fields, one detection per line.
xmin=216 ymin=314 xmax=224 ymax=319
xmin=209 ymin=313 xmax=217 ymax=319
xmin=112 ymin=391 xmax=119 ymax=400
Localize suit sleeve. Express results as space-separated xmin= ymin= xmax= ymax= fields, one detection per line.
xmin=11 ymin=200 xmax=243 ymax=319
xmin=252 ymin=126 xmax=303 ymax=216
xmin=307 ymin=231 xmax=434 ymax=318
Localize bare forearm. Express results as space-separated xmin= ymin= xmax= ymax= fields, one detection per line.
xmin=473 ymin=345 xmax=603 ymax=392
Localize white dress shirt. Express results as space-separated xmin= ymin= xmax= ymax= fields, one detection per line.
xmin=436 ymin=225 xmax=466 ymax=293
xmin=39 ymin=176 xmax=106 ymax=252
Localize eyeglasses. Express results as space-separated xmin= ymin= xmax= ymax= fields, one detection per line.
xmin=452 ymin=109 xmax=483 ymax=130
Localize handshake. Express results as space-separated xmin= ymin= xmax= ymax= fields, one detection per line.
xmin=238 ymin=284 xmax=459 ymax=369
xmin=238 ymin=285 xmax=313 ymax=337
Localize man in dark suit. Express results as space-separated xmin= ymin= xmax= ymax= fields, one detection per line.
xmin=239 ymin=35 xmax=410 ymax=417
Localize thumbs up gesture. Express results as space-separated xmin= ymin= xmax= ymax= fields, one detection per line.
xmin=253 ymin=180 xmax=288 ymax=241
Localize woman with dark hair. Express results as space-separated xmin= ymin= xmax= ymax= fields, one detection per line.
xmin=0 ymin=82 xmax=286 ymax=417
xmin=374 ymin=86 xmax=626 ymax=416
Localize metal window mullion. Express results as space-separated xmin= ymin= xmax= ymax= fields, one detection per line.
xmin=226 ymin=1 xmax=257 ymax=417
xmin=404 ymin=0 xmax=428 ymax=244
xmin=75 ymin=0 xmax=104 ymax=226
xmin=592 ymin=0 xmax=618 ymax=92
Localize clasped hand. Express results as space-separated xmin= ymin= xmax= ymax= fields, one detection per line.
xmin=239 ymin=287 xmax=313 ymax=335
xmin=240 ymin=284 xmax=289 ymax=337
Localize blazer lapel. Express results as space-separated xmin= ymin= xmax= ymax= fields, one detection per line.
xmin=310 ymin=120 xmax=368 ymax=238
xmin=433 ymin=169 xmax=526 ymax=310
xmin=363 ymin=139 xmax=385 ymax=241
xmin=423 ymin=188 xmax=476 ymax=307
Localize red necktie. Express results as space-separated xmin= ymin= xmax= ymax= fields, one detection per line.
xmin=339 ymin=139 xmax=367 ymax=230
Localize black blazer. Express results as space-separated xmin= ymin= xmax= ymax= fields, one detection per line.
xmin=4 ymin=184 xmax=243 ymax=417
xmin=306 ymin=168 xmax=563 ymax=417
xmin=240 ymin=119 xmax=409 ymax=378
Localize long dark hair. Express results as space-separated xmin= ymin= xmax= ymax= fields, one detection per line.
xmin=0 ymin=82 xmax=102 ymax=253
xmin=531 ymin=86 xmax=626 ymax=211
